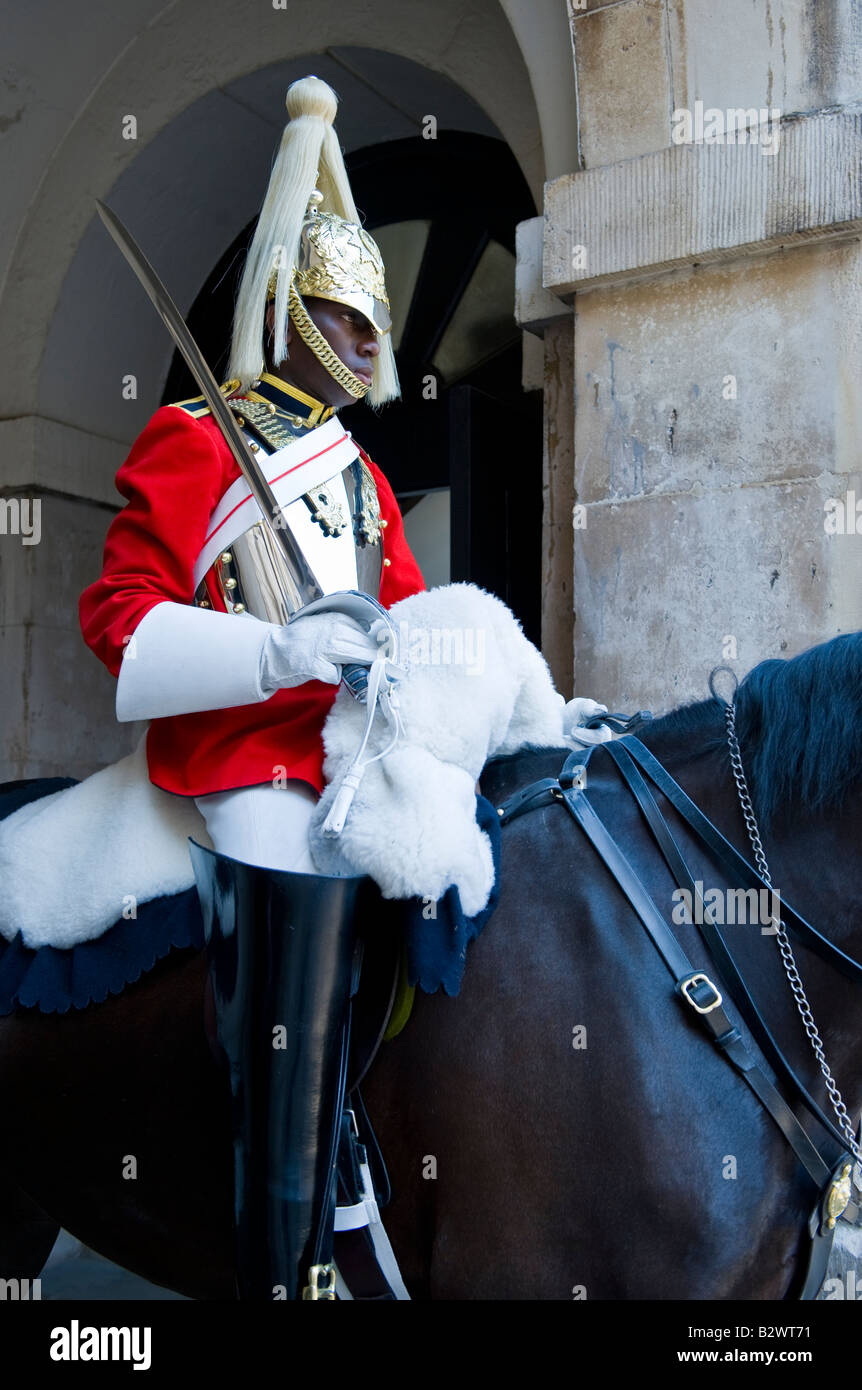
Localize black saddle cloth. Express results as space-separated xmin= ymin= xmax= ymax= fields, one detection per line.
xmin=0 ymin=778 xmax=502 ymax=1015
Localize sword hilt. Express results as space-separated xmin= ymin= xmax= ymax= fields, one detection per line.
xmin=341 ymin=662 xmax=371 ymax=702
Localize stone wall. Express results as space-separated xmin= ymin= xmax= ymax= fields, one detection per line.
xmin=520 ymin=0 xmax=862 ymax=713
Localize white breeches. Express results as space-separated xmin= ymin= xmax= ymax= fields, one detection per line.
xmin=194 ymin=781 xmax=319 ymax=873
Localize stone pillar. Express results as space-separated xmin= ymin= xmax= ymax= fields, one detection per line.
xmin=540 ymin=318 xmax=576 ymax=698
xmin=516 ymin=218 xmax=576 ymax=695
xmin=530 ymin=0 xmax=862 ymax=712
xmin=0 ymin=420 xmax=142 ymax=782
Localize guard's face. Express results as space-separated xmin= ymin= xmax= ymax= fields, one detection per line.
xmin=268 ymin=297 xmax=380 ymax=408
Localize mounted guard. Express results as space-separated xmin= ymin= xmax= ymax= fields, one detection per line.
xmin=78 ymin=76 xmax=426 ymax=1301
xmin=1 ymin=134 xmax=858 ymax=1297
xmin=10 ymin=71 xmax=610 ymax=1303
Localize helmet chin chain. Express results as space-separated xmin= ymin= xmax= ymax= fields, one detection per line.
xmin=287 ymin=283 xmax=371 ymax=400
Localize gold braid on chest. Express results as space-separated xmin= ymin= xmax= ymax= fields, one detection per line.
xmin=228 ymin=397 xmax=313 ymax=451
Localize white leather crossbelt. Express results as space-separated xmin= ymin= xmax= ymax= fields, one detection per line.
xmin=193 ymin=417 xmax=359 ymax=588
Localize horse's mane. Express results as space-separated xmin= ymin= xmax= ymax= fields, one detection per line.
xmin=641 ymin=631 xmax=862 ymax=827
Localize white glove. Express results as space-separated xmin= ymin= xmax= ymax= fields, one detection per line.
xmin=563 ymin=697 xmax=613 ymax=746
xmin=259 ymin=610 xmax=382 ymax=692
xmin=117 ymin=601 xmax=281 ymax=721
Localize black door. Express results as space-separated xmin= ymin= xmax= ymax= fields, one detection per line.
xmin=449 ymin=384 xmax=542 ymax=646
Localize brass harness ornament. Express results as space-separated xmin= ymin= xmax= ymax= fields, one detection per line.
xmin=826 ymin=1162 xmax=854 ymax=1230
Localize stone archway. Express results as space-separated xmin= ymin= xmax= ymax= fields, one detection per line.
xmin=0 ymin=1 xmax=579 ymax=778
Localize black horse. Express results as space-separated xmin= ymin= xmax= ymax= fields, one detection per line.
xmin=1 ymin=633 xmax=860 ymax=1299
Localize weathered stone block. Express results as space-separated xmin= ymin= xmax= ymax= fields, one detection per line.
xmin=668 ymin=0 xmax=862 ymax=121
xmin=0 ymin=489 xmax=139 ymax=780
xmin=572 ymin=472 xmax=862 ymax=713
xmin=543 ymin=315 xmax=576 ymax=695
xmin=572 ymin=238 xmax=862 ymax=504
xmin=0 ymin=621 xmax=140 ymax=782
xmin=544 ymin=110 xmax=862 ymax=297
xmin=515 ymin=217 xmax=569 ymax=332
xmin=571 ymin=0 xmax=671 ymax=167
xmin=0 ymin=416 xmax=126 ymax=505
xmin=0 ymin=493 xmax=119 ymax=630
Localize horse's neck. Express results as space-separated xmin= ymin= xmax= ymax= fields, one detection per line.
xmin=484 ymin=732 xmax=862 ymax=1138
xmin=483 ymin=736 xmax=862 ymax=966
xmin=667 ymin=737 xmax=862 ymax=961
xmin=766 ymin=800 xmax=862 ymax=960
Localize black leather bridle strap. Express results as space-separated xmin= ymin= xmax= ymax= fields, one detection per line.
xmin=555 ymin=763 xmax=834 ymax=1192
xmin=618 ymin=737 xmax=862 ymax=983
xmin=604 ymin=740 xmax=854 ymax=1156
xmin=496 ymin=776 xmax=561 ymax=823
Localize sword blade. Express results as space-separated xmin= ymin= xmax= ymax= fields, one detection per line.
xmin=96 ymin=200 xmax=322 ymax=603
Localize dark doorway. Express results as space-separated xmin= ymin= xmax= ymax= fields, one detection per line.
xmin=162 ymin=132 xmax=541 ymax=644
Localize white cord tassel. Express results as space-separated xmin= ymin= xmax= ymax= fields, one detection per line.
xmin=321 ymin=766 xmax=365 ymax=837
xmin=321 ymin=658 xmax=405 ymax=837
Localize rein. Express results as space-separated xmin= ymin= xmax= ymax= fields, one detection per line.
xmin=495 ymin=732 xmax=862 ymax=1301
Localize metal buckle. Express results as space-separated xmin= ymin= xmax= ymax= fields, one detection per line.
xmin=302 ymin=1264 xmax=337 ymax=1300
xmin=558 ymin=765 xmax=587 ymax=791
xmin=680 ymin=972 xmax=723 ymax=1014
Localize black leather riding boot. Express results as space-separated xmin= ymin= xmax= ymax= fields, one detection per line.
xmin=189 ymin=839 xmax=367 ymax=1301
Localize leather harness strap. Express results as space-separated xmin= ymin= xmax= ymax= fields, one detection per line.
xmin=606 ymin=740 xmax=855 ymax=1156
xmin=496 ymin=740 xmax=861 ymax=1300
xmin=619 ymin=737 xmax=862 ymax=984
xmin=554 ymin=750 xmax=836 ymax=1191
xmin=604 ymin=738 xmax=860 ymax=1301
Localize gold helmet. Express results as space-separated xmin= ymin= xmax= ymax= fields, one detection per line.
xmin=283 ymin=201 xmax=392 ymax=336
xmin=228 ymin=76 xmax=399 ymax=405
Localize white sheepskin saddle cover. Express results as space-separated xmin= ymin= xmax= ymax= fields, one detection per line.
xmin=308 ymin=583 xmax=567 ymax=916
xmin=0 ymin=584 xmax=569 ymax=949
xmin=0 ymin=735 xmax=211 ymax=950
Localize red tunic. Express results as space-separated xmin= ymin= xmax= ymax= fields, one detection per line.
xmin=79 ymin=404 xmax=426 ymax=797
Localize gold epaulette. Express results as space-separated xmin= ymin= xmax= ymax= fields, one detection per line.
xmin=168 ymin=393 xmax=211 ymax=419
xmin=167 ymin=380 xmax=242 ymax=419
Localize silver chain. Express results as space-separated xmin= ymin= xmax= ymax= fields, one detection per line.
xmin=724 ymin=698 xmax=861 ymax=1162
